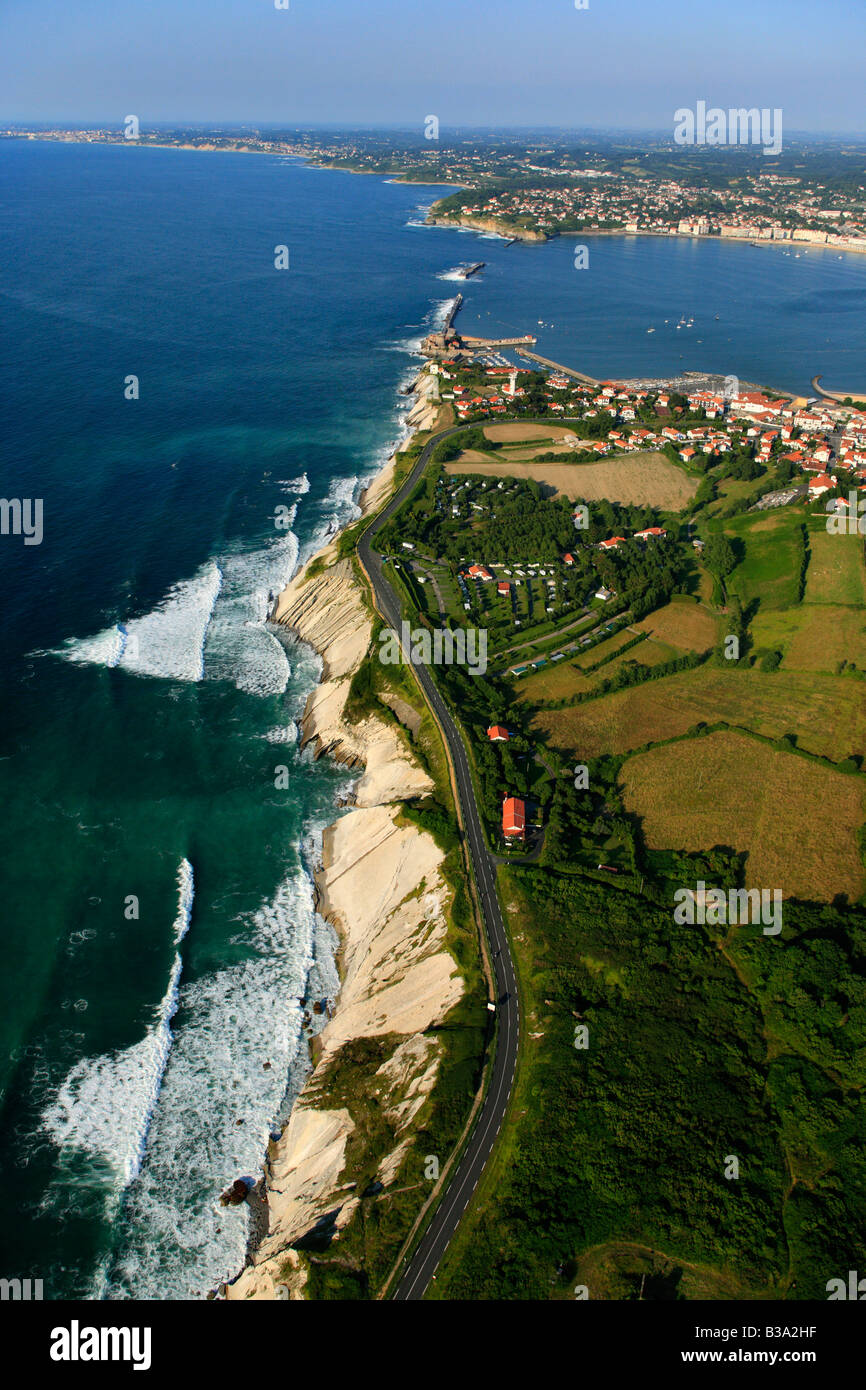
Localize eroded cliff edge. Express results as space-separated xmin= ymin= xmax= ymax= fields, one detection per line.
xmin=227 ymin=548 xmax=466 ymax=1299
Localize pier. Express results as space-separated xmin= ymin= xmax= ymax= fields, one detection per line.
xmin=461 ymin=334 xmax=538 ymax=348
xmin=514 ymin=349 xmax=600 ymax=386
xmin=442 ymin=294 xmax=463 ymax=334
xmin=811 ymin=375 xmax=866 ymax=404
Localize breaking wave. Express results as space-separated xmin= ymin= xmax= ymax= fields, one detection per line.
xmin=42 ymin=859 xmax=195 ymax=1195
xmin=106 ymin=844 xmax=338 ymax=1300
xmin=59 ymin=564 xmax=222 ymax=683
xmin=48 ymin=524 xmax=302 ymax=697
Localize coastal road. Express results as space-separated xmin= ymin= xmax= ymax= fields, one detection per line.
xmin=357 ymin=426 xmax=521 ymax=1300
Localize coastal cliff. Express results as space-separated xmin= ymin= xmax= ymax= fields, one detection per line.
xmin=227 ymin=513 xmax=466 ymax=1298
xmin=425 ymin=212 xmax=547 ymax=243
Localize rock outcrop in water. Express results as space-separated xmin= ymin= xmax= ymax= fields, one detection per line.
xmin=220 ymin=1178 xmax=251 ymax=1207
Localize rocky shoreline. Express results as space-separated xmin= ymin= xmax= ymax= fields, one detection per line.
xmin=425 ymin=211 xmax=547 ymax=243
xmin=225 ymin=371 xmax=464 ymax=1301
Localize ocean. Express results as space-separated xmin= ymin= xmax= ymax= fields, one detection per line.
xmin=1 ymin=137 xmax=865 ymax=1300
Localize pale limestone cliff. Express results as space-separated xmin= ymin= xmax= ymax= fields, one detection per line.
xmin=228 ymin=541 xmax=464 ymax=1300
xmin=274 ymin=555 xmax=432 ymax=805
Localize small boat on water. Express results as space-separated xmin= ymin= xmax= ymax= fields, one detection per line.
xmin=647 ymin=327 xmax=655 ymax=333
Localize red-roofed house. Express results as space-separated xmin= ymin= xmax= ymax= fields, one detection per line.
xmin=809 ymin=472 xmax=835 ymax=498
xmin=502 ymin=797 xmax=526 ymax=839
xmin=487 ymin=726 xmax=510 ymax=742
xmin=635 ymin=526 xmax=667 ymax=541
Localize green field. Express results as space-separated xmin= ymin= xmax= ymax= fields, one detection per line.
xmin=703 ymin=472 xmax=766 ymax=518
xmin=803 ymin=524 xmax=866 ymax=607
xmin=721 ymin=509 xmax=806 ymax=611
xmin=620 ymin=730 xmax=866 ymax=903
xmin=635 ymin=596 xmax=718 ymax=653
xmin=430 ymin=866 xmax=866 ymax=1300
xmin=748 ymin=521 xmax=866 ymax=671
xmin=534 ymin=666 xmax=866 ymax=762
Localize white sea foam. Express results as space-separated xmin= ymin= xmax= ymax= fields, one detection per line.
xmin=62 ymin=624 xmax=126 ymax=670
xmin=296 ymin=474 xmax=363 ymax=572
xmin=384 ymin=293 xmax=459 ymax=357
xmin=432 ymin=295 xmax=459 ymax=330
xmin=203 ymin=528 xmax=299 ymax=695
xmin=58 ymin=564 xmax=222 ymax=684
xmin=408 ymin=217 xmax=473 ymax=233
xmin=42 ymin=860 xmax=195 ymax=1195
xmin=262 ymin=722 xmax=298 ymax=745
xmin=384 ymin=333 xmax=425 ymax=355
xmin=276 ymin=473 xmax=311 ymax=495
xmin=106 ymin=850 xmax=334 ymax=1300
xmin=50 ymin=520 xmax=302 ymax=696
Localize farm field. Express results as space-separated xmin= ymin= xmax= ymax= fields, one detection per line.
xmin=782 ymin=605 xmax=866 ymax=672
xmin=635 ymin=598 xmax=718 ymax=653
xmin=619 ymin=730 xmax=866 ymax=903
xmin=444 ymin=450 xmax=697 ymax=509
xmin=803 ymin=526 xmax=866 ymax=607
xmin=746 ymin=525 xmax=866 ymax=670
xmin=573 ymin=627 xmax=637 ymax=668
xmin=600 ymin=640 xmax=679 ymax=680
xmin=722 ymin=510 xmax=805 ymax=611
xmin=515 ymin=660 xmax=593 ymax=702
xmin=533 ymin=666 xmax=866 ymax=762
xmin=502 ymin=444 xmax=589 ymax=461
xmin=517 ymin=634 xmax=680 ymax=702
xmin=483 ymin=422 xmax=579 ymax=443
xmin=454 ymin=448 xmax=498 ymax=464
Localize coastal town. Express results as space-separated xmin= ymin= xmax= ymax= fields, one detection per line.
xmin=352 ymin=283 xmax=866 ymax=892
xmin=7 ymin=124 xmax=866 ymax=253
xmin=417 ymin=318 xmax=866 ymax=497
xmin=430 ymin=168 xmax=866 ymax=251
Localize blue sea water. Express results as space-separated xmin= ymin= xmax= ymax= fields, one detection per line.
xmin=1 ymin=138 xmax=865 ymax=1301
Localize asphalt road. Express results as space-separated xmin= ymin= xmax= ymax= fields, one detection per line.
xmin=357 ymin=427 xmax=520 ymax=1300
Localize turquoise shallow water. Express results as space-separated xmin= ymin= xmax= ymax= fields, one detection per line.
xmin=1 ymin=139 xmax=865 ymax=1299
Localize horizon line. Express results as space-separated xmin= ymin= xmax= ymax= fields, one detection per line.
xmin=2 ymin=119 xmax=866 ymax=141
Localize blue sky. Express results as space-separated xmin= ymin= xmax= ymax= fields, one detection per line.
xmin=1 ymin=0 xmax=863 ymax=133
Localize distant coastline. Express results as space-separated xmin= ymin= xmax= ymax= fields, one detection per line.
xmin=9 ymin=130 xmax=864 ymax=258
